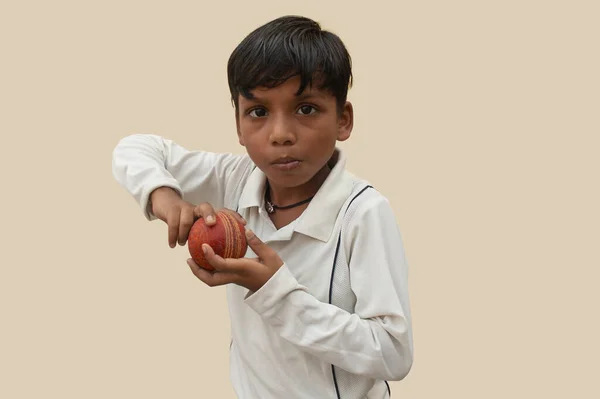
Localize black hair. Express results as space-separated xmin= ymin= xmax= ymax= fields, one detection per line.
xmin=227 ymin=15 xmax=353 ymax=114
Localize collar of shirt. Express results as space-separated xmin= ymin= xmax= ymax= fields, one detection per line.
xmin=236 ymin=148 xmax=355 ymax=242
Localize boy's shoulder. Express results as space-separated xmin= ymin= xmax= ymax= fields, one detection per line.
xmin=342 ymin=168 xmax=392 ymax=213
xmin=323 ymin=168 xmax=398 ymax=244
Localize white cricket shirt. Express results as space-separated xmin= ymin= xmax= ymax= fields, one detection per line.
xmin=112 ymin=134 xmax=413 ymax=399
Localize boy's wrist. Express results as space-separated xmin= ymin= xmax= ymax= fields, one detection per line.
xmin=244 ymin=264 xmax=298 ymax=315
xmin=150 ymin=186 xmax=181 ymax=214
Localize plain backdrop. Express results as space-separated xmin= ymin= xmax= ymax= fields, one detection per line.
xmin=1 ymin=1 xmax=598 ymax=398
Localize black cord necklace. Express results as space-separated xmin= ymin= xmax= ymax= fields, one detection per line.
xmin=264 ymin=185 xmax=314 ymax=214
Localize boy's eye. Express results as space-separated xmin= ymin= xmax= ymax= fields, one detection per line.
xmin=249 ymin=108 xmax=268 ymax=117
xmin=297 ymin=105 xmax=317 ymax=115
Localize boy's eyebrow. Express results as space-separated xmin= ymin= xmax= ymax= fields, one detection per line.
xmin=295 ymin=92 xmax=326 ymax=101
xmin=243 ymin=91 xmax=326 ymax=103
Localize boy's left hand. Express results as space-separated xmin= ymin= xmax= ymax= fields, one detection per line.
xmin=186 ymin=229 xmax=283 ymax=292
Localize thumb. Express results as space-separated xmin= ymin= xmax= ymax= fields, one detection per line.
xmin=245 ymin=229 xmax=274 ymax=261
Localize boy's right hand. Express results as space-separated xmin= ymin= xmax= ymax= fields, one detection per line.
xmin=149 ymin=187 xmax=246 ymax=248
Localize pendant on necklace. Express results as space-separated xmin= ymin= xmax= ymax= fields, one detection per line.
xmin=266 ymin=201 xmax=275 ymax=214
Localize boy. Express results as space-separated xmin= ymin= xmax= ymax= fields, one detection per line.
xmin=112 ymin=15 xmax=413 ymax=399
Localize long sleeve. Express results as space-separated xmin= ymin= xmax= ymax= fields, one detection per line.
xmin=111 ymin=133 xmax=254 ymax=219
xmin=244 ymin=194 xmax=414 ymax=381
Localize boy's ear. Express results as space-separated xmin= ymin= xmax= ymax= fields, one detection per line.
xmin=337 ymin=101 xmax=353 ymax=142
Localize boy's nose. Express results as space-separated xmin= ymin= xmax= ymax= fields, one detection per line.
xmin=269 ymin=116 xmax=296 ymax=146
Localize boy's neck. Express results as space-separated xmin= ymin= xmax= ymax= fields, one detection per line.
xmin=267 ymin=163 xmax=331 ymax=207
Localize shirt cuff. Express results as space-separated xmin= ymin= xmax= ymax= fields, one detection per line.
xmin=244 ymin=263 xmax=300 ymax=316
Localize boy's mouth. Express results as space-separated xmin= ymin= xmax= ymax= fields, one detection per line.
xmin=271 ymin=156 xmax=301 ymax=171
xmin=272 ymin=156 xmax=300 ymax=164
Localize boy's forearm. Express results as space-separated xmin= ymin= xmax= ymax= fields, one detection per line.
xmin=112 ymin=134 xmax=184 ymax=219
xmin=112 ymin=133 xmax=254 ymax=219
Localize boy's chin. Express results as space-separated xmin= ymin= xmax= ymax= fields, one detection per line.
xmin=263 ymin=171 xmax=315 ymax=189
xmin=262 ymin=161 xmax=331 ymax=190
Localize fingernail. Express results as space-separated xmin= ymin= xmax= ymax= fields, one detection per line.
xmin=245 ymin=229 xmax=254 ymax=239
xmin=202 ymin=244 xmax=209 ymax=254
xmin=206 ymin=215 xmax=215 ymax=223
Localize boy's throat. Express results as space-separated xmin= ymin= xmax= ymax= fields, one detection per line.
xmin=266 ymin=163 xmax=331 ymax=210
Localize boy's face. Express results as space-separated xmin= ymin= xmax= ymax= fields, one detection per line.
xmin=235 ymin=75 xmax=353 ymax=190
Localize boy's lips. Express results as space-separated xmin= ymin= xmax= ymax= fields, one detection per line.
xmin=272 ymin=156 xmax=300 ymax=164
xmin=271 ymin=156 xmax=302 ymax=171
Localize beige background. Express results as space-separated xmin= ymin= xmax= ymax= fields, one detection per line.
xmin=1 ymin=0 xmax=598 ymax=397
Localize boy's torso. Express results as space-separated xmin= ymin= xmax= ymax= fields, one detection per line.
xmin=221 ymin=161 xmax=389 ymax=399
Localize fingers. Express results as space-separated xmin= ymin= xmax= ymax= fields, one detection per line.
xmin=244 ymin=229 xmax=279 ymax=265
xmin=245 ymin=229 xmax=259 ymax=244
xmin=193 ymin=202 xmax=217 ymax=226
xmin=193 ymin=203 xmax=246 ymax=227
xmin=166 ymin=210 xmax=180 ymax=248
xmin=163 ymin=201 xmax=246 ymax=249
xmin=187 ymin=258 xmax=237 ymax=287
xmin=188 ymin=239 xmax=279 ymax=292
xmin=201 ymin=244 xmax=246 ymax=274
xmin=165 ymin=204 xmax=196 ymax=248
xmin=178 ymin=206 xmax=195 ymax=246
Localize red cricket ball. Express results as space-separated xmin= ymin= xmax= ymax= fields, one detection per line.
xmin=187 ymin=211 xmax=248 ymax=271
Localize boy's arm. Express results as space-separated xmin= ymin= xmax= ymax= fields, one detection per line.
xmin=111 ymin=133 xmax=253 ymax=220
xmin=244 ymin=195 xmax=413 ymax=381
